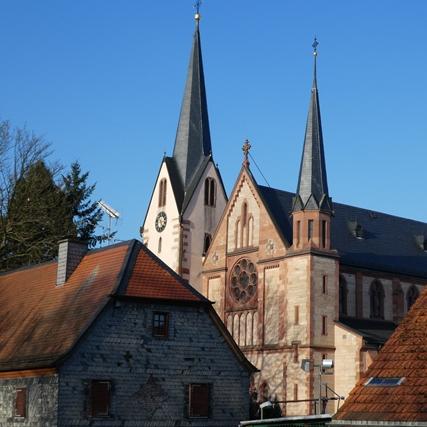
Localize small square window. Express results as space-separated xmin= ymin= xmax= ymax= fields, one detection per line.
xmin=14 ymin=388 xmax=27 ymax=418
xmin=188 ymin=383 xmax=210 ymax=418
xmin=153 ymin=312 xmax=169 ymax=337
xmin=90 ymin=380 xmax=111 ymax=418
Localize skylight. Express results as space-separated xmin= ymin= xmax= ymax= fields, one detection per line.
xmin=364 ymin=377 xmax=405 ymax=387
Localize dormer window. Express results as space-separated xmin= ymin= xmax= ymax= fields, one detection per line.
xmin=414 ymin=235 xmax=427 ymax=251
xmin=348 ymin=220 xmax=364 ymax=239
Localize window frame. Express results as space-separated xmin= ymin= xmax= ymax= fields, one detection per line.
xmin=14 ymin=387 xmax=27 ymax=419
xmin=152 ymin=311 xmax=169 ymax=338
xmin=187 ymin=383 xmax=211 ymax=418
xmin=204 ymin=178 xmax=216 ymax=207
xmin=89 ymin=380 xmax=111 ymax=418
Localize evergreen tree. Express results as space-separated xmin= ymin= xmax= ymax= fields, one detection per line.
xmin=62 ymin=161 xmax=106 ymax=246
xmin=2 ymin=161 xmax=73 ymax=270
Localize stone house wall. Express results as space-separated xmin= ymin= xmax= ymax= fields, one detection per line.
xmin=57 ymin=300 xmax=250 ymax=427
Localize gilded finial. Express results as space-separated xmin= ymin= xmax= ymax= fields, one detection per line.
xmin=312 ymin=37 xmax=319 ymax=56
xmin=242 ymin=139 xmax=251 ymax=168
xmin=194 ymin=0 xmax=202 ymax=21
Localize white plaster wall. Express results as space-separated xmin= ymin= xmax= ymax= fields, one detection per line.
xmin=227 ymin=179 xmax=260 ymax=252
xmin=342 ymin=273 xmax=356 ymax=317
xmin=143 ymin=161 xmax=180 ymax=272
xmin=183 ymin=162 xmax=227 ymax=291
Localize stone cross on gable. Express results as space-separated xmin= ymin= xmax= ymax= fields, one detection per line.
xmin=242 ymin=139 xmax=251 ymax=168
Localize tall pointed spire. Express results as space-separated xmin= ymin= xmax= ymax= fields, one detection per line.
xmin=293 ymin=38 xmax=332 ymax=213
xmin=172 ymin=5 xmax=212 ymax=190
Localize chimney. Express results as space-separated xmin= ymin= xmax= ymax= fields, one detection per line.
xmin=56 ymin=239 xmax=88 ymax=286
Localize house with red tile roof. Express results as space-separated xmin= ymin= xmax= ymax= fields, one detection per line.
xmin=0 ymin=239 xmax=256 ymax=426
xmin=332 ymin=282 xmax=427 ymax=425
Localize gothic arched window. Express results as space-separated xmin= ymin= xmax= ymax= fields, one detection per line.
xmin=339 ymin=275 xmax=348 ymax=316
xmin=158 ymin=178 xmax=167 ymax=207
xmin=204 ymin=178 xmax=216 ymax=207
xmin=370 ymin=280 xmax=384 ymax=320
xmin=407 ymin=285 xmax=419 ymax=311
xmin=392 ymin=282 xmax=404 ymax=323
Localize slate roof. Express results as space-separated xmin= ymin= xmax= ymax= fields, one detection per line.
xmin=333 ymin=284 xmax=427 ymax=423
xmin=0 ymin=240 xmax=217 ymax=372
xmin=172 ymin=19 xmax=212 ymax=193
xmin=258 ymin=186 xmax=427 ymax=279
xmin=338 ymin=318 xmax=396 ymax=346
xmin=293 ymin=52 xmax=332 ymax=213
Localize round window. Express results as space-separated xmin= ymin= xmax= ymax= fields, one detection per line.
xmin=230 ymin=258 xmax=257 ymax=303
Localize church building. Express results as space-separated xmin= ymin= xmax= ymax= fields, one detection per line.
xmin=141 ymin=11 xmax=227 ymax=291
xmin=201 ymin=41 xmax=427 ymax=416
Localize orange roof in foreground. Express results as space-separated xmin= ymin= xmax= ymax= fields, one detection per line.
xmin=0 ymin=240 xmax=207 ymax=372
xmin=125 ymin=244 xmax=206 ymax=302
xmin=334 ymin=285 xmax=427 ymax=423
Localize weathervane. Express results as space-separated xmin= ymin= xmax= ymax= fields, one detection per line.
xmin=242 ymin=139 xmax=251 ymax=168
xmin=194 ymin=0 xmax=202 ymax=21
xmin=312 ymin=37 xmax=319 ymax=56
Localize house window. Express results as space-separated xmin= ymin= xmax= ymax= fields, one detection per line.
xmin=188 ymin=383 xmax=210 ymax=418
xmin=407 ymin=285 xmax=419 ymax=311
xmin=370 ymin=280 xmax=384 ymax=319
xmin=158 ymin=178 xmax=167 ymax=207
xmin=14 ymin=388 xmax=27 ymax=418
xmin=294 ymin=305 xmax=299 ymax=325
xmin=322 ymin=275 xmax=327 ymax=294
xmin=153 ymin=312 xmax=169 ymax=337
xmin=308 ymin=220 xmax=314 ymax=241
xmin=296 ymin=221 xmax=301 ymax=246
xmin=204 ymin=178 xmax=216 ymax=207
xmin=203 ymin=233 xmax=212 ymax=255
xmin=339 ymin=275 xmax=348 ymax=316
xmin=321 ymin=315 xmax=327 ymax=335
xmin=90 ymin=380 xmax=111 ymax=418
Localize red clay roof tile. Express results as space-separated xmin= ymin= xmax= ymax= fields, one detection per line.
xmin=334 ymin=284 xmax=427 ymax=422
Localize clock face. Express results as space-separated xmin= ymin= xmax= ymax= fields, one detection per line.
xmin=155 ymin=211 xmax=167 ymax=233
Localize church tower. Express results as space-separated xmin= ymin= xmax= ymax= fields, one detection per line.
xmin=141 ymin=8 xmax=227 ymax=291
xmin=291 ymin=38 xmax=333 ymax=251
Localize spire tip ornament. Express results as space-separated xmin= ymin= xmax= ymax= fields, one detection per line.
xmin=312 ymin=37 xmax=319 ymax=56
xmin=194 ymin=0 xmax=202 ymax=21
xmin=242 ymin=139 xmax=251 ymax=168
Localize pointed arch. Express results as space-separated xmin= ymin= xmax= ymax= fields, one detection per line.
xmin=239 ymin=313 xmax=246 ymax=347
xmin=158 ymin=178 xmax=167 ymax=207
xmin=392 ymin=281 xmax=404 ymax=322
xmin=339 ymin=275 xmax=348 ymax=316
xmin=370 ymin=280 xmax=384 ymax=320
xmin=246 ymin=312 xmax=253 ymax=346
xmin=233 ymin=314 xmax=240 ymax=343
xmin=248 ymin=215 xmax=254 ymax=247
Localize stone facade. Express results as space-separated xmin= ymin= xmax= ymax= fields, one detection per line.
xmin=201 ymin=168 xmax=427 ymax=416
xmin=0 ymin=374 xmax=58 ymax=426
xmin=0 ymin=300 xmax=251 ymax=427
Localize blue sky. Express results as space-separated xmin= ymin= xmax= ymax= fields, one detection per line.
xmin=1 ymin=1 xmax=426 ymax=241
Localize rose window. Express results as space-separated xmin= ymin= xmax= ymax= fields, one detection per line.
xmin=230 ymin=258 xmax=257 ymax=303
